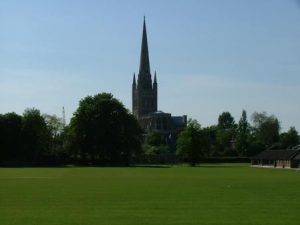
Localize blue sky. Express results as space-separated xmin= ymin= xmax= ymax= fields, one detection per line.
xmin=0 ymin=0 xmax=299 ymax=131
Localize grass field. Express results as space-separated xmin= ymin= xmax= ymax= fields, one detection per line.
xmin=1 ymin=164 xmax=300 ymax=225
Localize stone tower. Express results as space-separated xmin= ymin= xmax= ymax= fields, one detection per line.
xmin=132 ymin=18 xmax=157 ymax=118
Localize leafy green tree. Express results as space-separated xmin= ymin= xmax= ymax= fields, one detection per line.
xmin=143 ymin=144 xmax=170 ymax=155
xmin=218 ymin=112 xmax=235 ymax=130
xmin=21 ymin=108 xmax=51 ymax=162
xmin=143 ymin=131 xmax=170 ymax=155
xmin=43 ymin=114 xmax=66 ymax=162
xmin=251 ymin=112 xmax=280 ymax=148
xmin=279 ymin=127 xmax=299 ymax=149
xmin=68 ymin=93 xmax=142 ymax=165
xmin=145 ymin=130 xmax=163 ymax=147
xmin=201 ymin=125 xmax=217 ymax=156
xmin=176 ymin=119 xmax=204 ymax=166
xmin=216 ymin=112 xmax=237 ymax=156
xmin=43 ymin=114 xmax=64 ymax=138
xmin=236 ymin=110 xmax=251 ymax=156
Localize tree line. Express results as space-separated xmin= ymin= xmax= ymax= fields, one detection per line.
xmin=0 ymin=93 xmax=142 ymax=165
xmin=0 ymin=92 xmax=299 ymax=166
xmin=175 ymin=111 xmax=299 ymax=165
xmin=0 ymin=108 xmax=65 ymax=165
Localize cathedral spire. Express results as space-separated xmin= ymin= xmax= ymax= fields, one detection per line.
xmin=139 ymin=17 xmax=151 ymax=75
xmin=133 ymin=73 xmax=136 ymax=86
xmin=153 ymin=71 xmax=157 ymax=84
xmin=133 ymin=18 xmax=157 ymax=117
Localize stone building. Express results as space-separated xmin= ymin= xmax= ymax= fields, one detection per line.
xmin=132 ymin=18 xmax=187 ymax=137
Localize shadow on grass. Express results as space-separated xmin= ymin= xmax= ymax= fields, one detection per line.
xmin=131 ymin=164 xmax=172 ymax=168
xmin=0 ymin=162 xmax=247 ymax=169
xmin=196 ymin=163 xmax=249 ymax=168
xmin=0 ymin=163 xmax=173 ymax=169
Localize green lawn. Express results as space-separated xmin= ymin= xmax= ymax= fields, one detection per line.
xmin=0 ymin=164 xmax=300 ymax=225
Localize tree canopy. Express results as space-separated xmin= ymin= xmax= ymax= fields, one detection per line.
xmin=176 ymin=119 xmax=206 ymax=166
xmin=236 ymin=110 xmax=251 ymax=156
xmin=216 ymin=112 xmax=237 ymax=156
xmin=21 ymin=108 xmax=52 ymax=162
xmin=251 ymin=112 xmax=280 ymax=148
xmin=0 ymin=113 xmax=22 ymax=162
xmin=218 ymin=112 xmax=235 ymax=130
xmin=279 ymin=127 xmax=299 ymax=149
xmin=0 ymin=100 xmax=299 ymax=166
xmin=67 ymin=93 xmax=142 ymax=165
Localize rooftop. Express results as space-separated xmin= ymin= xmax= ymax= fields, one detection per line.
xmin=252 ymin=150 xmax=300 ymax=160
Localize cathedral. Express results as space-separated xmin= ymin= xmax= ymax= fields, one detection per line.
xmin=132 ymin=18 xmax=187 ymax=137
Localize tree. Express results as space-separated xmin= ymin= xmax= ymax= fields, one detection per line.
xmin=218 ymin=112 xmax=235 ymax=130
xmin=216 ymin=112 xmax=237 ymax=156
xmin=145 ymin=130 xmax=163 ymax=147
xmin=0 ymin=113 xmax=23 ymax=162
xmin=201 ymin=125 xmax=218 ymax=156
xmin=236 ymin=110 xmax=251 ymax=156
xmin=143 ymin=130 xmax=170 ymax=154
xmin=43 ymin=114 xmax=64 ymax=139
xmin=68 ymin=93 xmax=142 ymax=165
xmin=21 ymin=108 xmax=51 ymax=162
xmin=251 ymin=112 xmax=280 ymax=148
xmin=279 ymin=127 xmax=299 ymax=149
xmin=43 ymin=114 xmax=66 ymax=162
xmin=176 ymin=119 xmax=204 ymax=166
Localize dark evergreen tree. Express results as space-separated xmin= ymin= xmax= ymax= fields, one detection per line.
xmin=236 ymin=110 xmax=251 ymax=156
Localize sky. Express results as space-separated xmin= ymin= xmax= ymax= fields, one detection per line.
xmin=0 ymin=0 xmax=299 ymax=131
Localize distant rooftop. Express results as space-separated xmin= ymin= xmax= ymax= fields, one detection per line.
xmin=252 ymin=150 xmax=300 ymax=160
